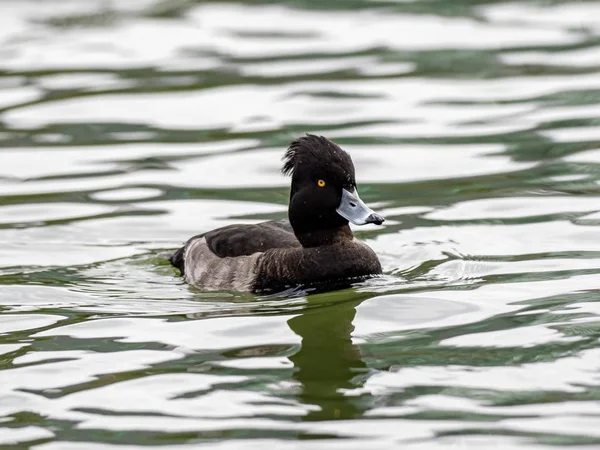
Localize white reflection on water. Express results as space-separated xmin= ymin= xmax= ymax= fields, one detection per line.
xmin=0 ymin=0 xmax=599 ymax=448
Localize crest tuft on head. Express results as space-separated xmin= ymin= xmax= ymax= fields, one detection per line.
xmin=282 ymin=134 xmax=348 ymax=177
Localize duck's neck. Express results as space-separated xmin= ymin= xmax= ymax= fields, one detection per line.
xmin=295 ymin=225 xmax=354 ymax=248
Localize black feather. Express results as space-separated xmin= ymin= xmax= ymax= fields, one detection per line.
xmin=282 ymin=134 xmax=348 ymax=177
xmin=169 ymin=246 xmax=186 ymax=275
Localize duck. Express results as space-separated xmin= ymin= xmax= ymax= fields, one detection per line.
xmin=169 ymin=134 xmax=385 ymax=293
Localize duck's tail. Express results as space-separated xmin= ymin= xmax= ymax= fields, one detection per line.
xmin=166 ymin=246 xmax=185 ymax=275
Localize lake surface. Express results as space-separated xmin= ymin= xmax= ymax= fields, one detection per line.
xmin=1 ymin=0 xmax=600 ymax=448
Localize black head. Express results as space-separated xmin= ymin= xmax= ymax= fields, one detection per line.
xmin=282 ymin=134 xmax=384 ymax=246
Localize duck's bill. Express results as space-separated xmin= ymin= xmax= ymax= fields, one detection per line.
xmin=336 ymin=188 xmax=385 ymax=226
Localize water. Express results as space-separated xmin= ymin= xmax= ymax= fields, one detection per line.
xmin=1 ymin=0 xmax=600 ymax=448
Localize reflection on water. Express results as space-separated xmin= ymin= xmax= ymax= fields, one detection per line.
xmin=289 ymin=293 xmax=369 ymax=422
xmin=1 ymin=0 xmax=600 ymax=448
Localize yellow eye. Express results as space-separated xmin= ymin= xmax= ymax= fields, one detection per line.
xmin=317 ymin=179 xmax=326 ymax=187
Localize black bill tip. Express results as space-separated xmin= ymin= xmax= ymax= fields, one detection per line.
xmin=365 ymin=213 xmax=385 ymax=225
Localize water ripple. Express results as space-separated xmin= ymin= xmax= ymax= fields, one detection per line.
xmin=1 ymin=0 xmax=600 ymax=448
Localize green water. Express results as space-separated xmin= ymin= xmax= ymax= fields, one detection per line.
xmin=1 ymin=0 xmax=600 ymax=448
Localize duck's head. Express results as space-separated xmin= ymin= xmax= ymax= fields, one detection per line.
xmin=282 ymin=134 xmax=384 ymax=245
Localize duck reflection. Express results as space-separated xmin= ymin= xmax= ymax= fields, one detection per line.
xmin=287 ymin=290 xmax=373 ymax=421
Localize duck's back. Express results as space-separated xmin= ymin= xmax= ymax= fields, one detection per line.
xmin=169 ymin=220 xmax=301 ymax=291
